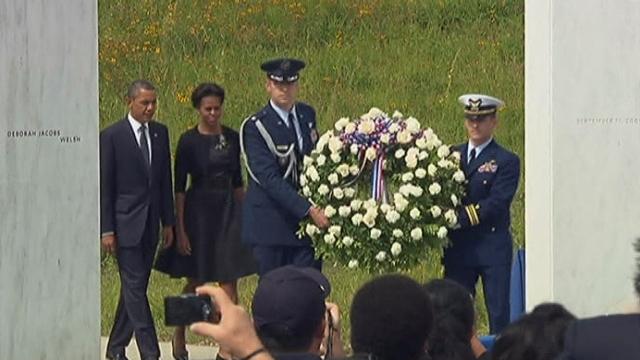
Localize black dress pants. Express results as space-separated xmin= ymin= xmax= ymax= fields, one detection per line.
xmin=106 ymin=220 xmax=159 ymax=359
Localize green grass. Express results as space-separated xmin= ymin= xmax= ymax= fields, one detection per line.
xmin=99 ymin=0 xmax=523 ymax=345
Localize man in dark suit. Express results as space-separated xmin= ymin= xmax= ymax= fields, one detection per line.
xmin=557 ymin=239 xmax=640 ymax=360
xmin=101 ymin=79 xmax=175 ymax=360
xmin=444 ymin=94 xmax=521 ymax=334
xmin=240 ymin=58 xmax=329 ymax=276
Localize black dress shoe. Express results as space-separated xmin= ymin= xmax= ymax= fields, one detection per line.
xmin=106 ymin=354 xmax=129 ymax=360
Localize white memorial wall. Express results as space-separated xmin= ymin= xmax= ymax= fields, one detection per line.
xmin=0 ymin=0 xmax=100 ymax=358
xmin=526 ymin=0 xmax=640 ymax=316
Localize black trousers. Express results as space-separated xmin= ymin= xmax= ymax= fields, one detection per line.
xmin=106 ymin=220 xmax=159 ymax=359
xmin=252 ymin=244 xmax=321 ymax=276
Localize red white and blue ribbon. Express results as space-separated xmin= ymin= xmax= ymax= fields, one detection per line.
xmin=371 ymin=153 xmax=386 ymax=203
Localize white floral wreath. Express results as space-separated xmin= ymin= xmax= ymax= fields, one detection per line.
xmin=299 ymin=108 xmax=466 ymax=273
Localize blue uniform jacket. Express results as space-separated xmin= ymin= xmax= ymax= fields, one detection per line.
xmin=444 ymin=140 xmax=520 ymax=266
xmin=241 ymin=102 xmax=317 ymax=246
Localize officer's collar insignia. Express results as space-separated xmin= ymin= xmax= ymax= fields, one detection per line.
xmin=468 ymin=99 xmax=482 ymax=112
xmin=478 ymin=160 xmax=498 ymax=173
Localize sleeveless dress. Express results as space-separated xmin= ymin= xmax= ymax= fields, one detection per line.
xmin=155 ymin=126 xmax=256 ymax=282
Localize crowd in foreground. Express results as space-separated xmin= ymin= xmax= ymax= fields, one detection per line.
xmin=191 ymin=239 xmax=640 ymax=360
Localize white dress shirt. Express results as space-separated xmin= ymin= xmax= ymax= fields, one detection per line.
xmin=270 ymin=100 xmax=303 ymax=150
xmin=128 ymin=113 xmax=152 ymax=163
xmin=467 ymin=137 xmax=492 ymax=163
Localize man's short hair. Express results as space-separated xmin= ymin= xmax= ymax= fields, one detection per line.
xmin=351 ymin=274 xmax=433 ymax=360
xmin=126 ymin=79 xmax=155 ymax=99
xmin=252 ymin=266 xmax=330 ymax=353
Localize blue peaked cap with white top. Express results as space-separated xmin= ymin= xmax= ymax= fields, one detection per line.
xmin=458 ymin=94 xmax=505 ymax=119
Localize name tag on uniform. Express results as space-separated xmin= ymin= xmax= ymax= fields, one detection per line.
xmin=276 ymin=145 xmax=289 ymax=151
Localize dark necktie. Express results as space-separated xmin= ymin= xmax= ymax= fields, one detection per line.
xmin=288 ymin=113 xmax=300 ymax=151
xmin=139 ymin=125 xmax=150 ymax=166
xmin=468 ymin=148 xmax=476 ymax=164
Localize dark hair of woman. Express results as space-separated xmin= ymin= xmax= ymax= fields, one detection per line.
xmin=423 ymin=279 xmax=476 ymax=360
xmin=191 ymin=82 xmax=225 ymax=108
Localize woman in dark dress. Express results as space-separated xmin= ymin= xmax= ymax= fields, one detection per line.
xmin=156 ymin=83 xmax=256 ymax=359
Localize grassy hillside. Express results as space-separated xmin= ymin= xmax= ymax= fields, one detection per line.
xmin=99 ymin=0 xmax=524 ymax=343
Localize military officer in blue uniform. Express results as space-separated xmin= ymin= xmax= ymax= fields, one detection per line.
xmin=444 ymin=94 xmax=521 ymax=334
xmin=240 ymin=58 xmax=329 ymax=275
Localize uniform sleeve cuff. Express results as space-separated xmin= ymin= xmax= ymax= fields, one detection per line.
xmin=101 ymin=231 xmax=114 ymax=238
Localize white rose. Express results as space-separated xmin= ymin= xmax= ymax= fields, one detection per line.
xmin=363 ymin=198 xmax=377 ymax=210
xmin=316 ymin=133 xmax=330 ymax=152
xmin=344 ymin=122 xmax=357 ymax=134
xmin=351 ymin=213 xmax=363 ymax=225
xmin=451 ymin=194 xmax=459 ymax=206
xmin=399 ymin=185 xmax=411 ymax=197
xmin=411 ymin=228 xmax=423 ymax=240
xmin=405 ymin=117 xmax=421 ymax=133
xmin=318 ymin=184 xmax=330 ymax=195
xmin=328 ymin=173 xmax=339 ymax=185
xmin=397 ymin=129 xmax=412 ymax=144
xmin=328 ymin=136 xmax=343 ymax=153
xmin=337 ymin=164 xmax=350 ymax=177
xmin=358 ymin=119 xmax=376 ymax=134
xmin=350 ymin=144 xmax=359 ymax=155
xmin=391 ymin=242 xmax=402 ymax=256
xmin=410 ymin=207 xmax=421 ymax=220
xmin=438 ymin=159 xmax=454 ymax=169
xmin=306 ymin=165 xmax=319 ymax=181
xmin=427 ymin=164 xmax=438 ymax=177
xmin=365 ymin=147 xmax=377 ymax=161
xmin=375 ymin=251 xmax=387 ymax=262
xmin=437 ymin=226 xmax=448 ymax=239
xmin=328 ymin=225 xmax=341 ymax=236
xmin=333 ymin=187 xmax=344 ymax=199
xmin=451 ymin=151 xmax=461 ymax=161
xmin=428 ymin=182 xmax=442 ymax=195
xmin=419 ymin=151 xmax=429 ymax=160
xmin=370 ymin=228 xmax=382 ymax=240
xmin=395 ymin=148 xmax=406 ymax=159
xmin=426 ymin=138 xmax=438 ymax=151
xmin=305 ymin=224 xmax=319 ymax=236
xmin=335 ymin=117 xmax=350 ymax=131
xmin=385 ymin=210 xmax=401 ymax=223
xmin=367 ymin=107 xmax=385 ymax=118
xmin=324 ymin=233 xmax=336 ymax=245
xmin=405 ymin=156 xmax=418 ymax=169
xmin=392 ymin=229 xmax=403 ymax=238
xmin=350 ymin=199 xmax=362 ymax=211
xmin=402 ymin=172 xmax=414 ymax=182
xmin=380 ymin=203 xmax=391 ymax=213
xmin=453 ymin=170 xmax=466 ymax=183
xmin=324 ymin=205 xmax=336 ymax=218
xmin=330 ymin=153 xmax=341 ymax=163
xmin=394 ymin=194 xmax=409 ymax=212
xmin=348 ymin=259 xmax=359 ymax=268
xmin=409 ymin=185 xmax=424 ymax=197
xmin=380 ymin=133 xmax=391 ymax=144
xmin=299 ymin=175 xmax=307 ymax=186
xmin=415 ymin=168 xmax=427 ymax=178
xmin=444 ymin=209 xmax=458 ymax=226
xmin=388 ymin=123 xmax=400 ymax=133
xmin=392 ymin=110 xmax=404 ymax=118
xmin=344 ymin=187 xmax=356 ymax=198
xmin=430 ymin=205 xmax=442 ymax=218
xmin=316 ymin=154 xmax=326 ymax=166
xmin=303 ymin=156 xmax=314 ymax=166
xmin=437 ymin=145 xmax=451 ymax=158
xmin=363 ymin=212 xmax=376 ymax=228
xmin=407 ymin=147 xmax=419 ymax=158
xmin=350 ymin=164 xmax=360 ymax=175
xmin=416 ymin=137 xmax=428 ymax=149
xmin=303 ymin=186 xmax=311 ymax=196
xmin=342 ymin=236 xmax=354 ymax=247
xmin=339 ymin=205 xmax=352 ymax=217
